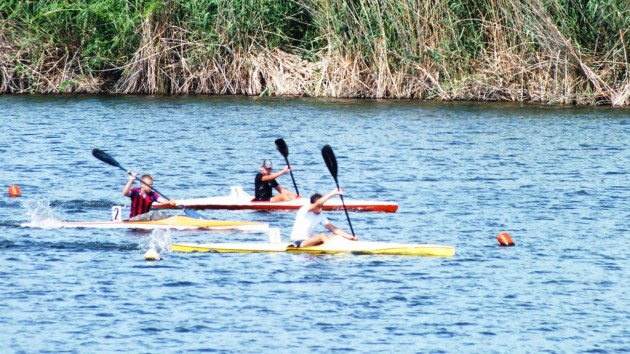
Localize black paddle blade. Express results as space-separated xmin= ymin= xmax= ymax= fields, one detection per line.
xmin=275 ymin=138 xmax=289 ymax=157
xmin=275 ymin=138 xmax=300 ymax=196
xmin=92 ymin=148 xmax=123 ymax=169
xmin=321 ymin=144 xmax=354 ymax=236
xmin=321 ymin=145 xmax=338 ymax=180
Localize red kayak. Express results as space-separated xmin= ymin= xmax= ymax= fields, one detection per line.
xmin=153 ymin=186 xmax=398 ymax=212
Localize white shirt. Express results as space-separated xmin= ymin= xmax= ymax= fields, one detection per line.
xmin=290 ymin=204 xmax=330 ymax=241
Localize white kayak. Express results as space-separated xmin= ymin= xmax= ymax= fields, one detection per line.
xmin=172 ymin=236 xmax=455 ymax=257
xmin=22 ymin=215 xmax=269 ymax=232
xmin=153 ymin=186 xmax=398 ymax=212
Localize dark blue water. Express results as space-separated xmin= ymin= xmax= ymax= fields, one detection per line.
xmin=1 ymin=95 xmax=629 ymax=353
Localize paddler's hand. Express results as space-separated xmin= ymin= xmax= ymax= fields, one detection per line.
xmin=128 ymin=172 xmax=137 ymax=181
xmin=336 ymin=229 xmax=356 ymax=241
xmin=282 ymin=166 xmax=291 ymax=174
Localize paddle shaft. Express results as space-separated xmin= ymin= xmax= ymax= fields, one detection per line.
xmin=122 ymin=168 xmax=172 ymax=201
xmin=275 ymin=138 xmax=300 ymax=196
xmin=331 ymin=177 xmax=355 ymax=237
xmin=92 ymin=148 xmax=204 ymax=218
xmin=285 ymin=158 xmax=299 ymax=196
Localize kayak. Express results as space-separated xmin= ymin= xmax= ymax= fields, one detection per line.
xmin=22 ymin=215 xmax=269 ymax=232
xmin=153 ymin=186 xmax=398 ymax=212
xmin=171 ymin=237 xmax=455 ymax=257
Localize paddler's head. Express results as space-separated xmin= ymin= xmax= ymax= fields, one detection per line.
xmin=260 ymin=159 xmax=273 ymax=174
xmin=140 ymin=174 xmax=154 ymax=193
xmin=310 ymin=193 xmax=324 ymax=214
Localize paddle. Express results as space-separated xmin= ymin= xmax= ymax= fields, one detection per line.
xmin=321 ymin=144 xmax=355 ymax=237
xmin=274 ymin=138 xmax=300 ymax=196
xmin=91 ymin=148 xmax=204 ymax=219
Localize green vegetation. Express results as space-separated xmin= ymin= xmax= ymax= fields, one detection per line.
xmin=1 ymin=0 xmax=628 ymax=105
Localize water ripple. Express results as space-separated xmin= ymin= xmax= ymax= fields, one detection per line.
xmin=1 ymin=96 xmax=629 ymax=353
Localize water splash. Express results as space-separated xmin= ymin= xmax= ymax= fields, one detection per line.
xmin=21 ymin=198 xmax=63 ymax=228
xmin=139 ymin=229 xmax=172 ymax=254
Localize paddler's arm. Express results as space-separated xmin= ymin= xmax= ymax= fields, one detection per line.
xmin=261 ymin=166 xmax=290 ymax=182
xmin=122 ymin=173 xmax=136 ymax=196
xmin=325 ymin=222 xmax=358 ymax=241
xmin=307 ymin=188 xmax=342 ymax=212
xmin=156 ymin=196 xmax=176 ymax=205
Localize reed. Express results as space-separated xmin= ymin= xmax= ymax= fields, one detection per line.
xmin=0 ymin=0 xmax=628 ymax=105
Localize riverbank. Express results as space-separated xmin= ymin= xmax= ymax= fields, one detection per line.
xmin=1 ymin=0 xmax=628 ymax=105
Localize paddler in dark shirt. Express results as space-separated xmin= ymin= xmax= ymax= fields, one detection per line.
xmin=254 ymin=159 xmax=298 ymax=202
xmin=122 ymin=173 xmax=175 ymax=220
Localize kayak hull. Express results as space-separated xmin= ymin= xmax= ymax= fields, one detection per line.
xmin=172 ymin=238 xmax=455 ymax=257
xmin=22 ymin=215 xmax=269 ymax=232
xmin=154 ymin=186 xmax=398 ymax=212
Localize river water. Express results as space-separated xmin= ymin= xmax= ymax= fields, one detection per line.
xmin=0 ymin=95 xmax=629 ymax=353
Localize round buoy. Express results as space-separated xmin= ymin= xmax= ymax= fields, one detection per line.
xmin=497 ymin=232 xmax=515 ymax=247
xmin=8 ymin=185 xmax=21 ymax=197
xmin=144 ymin=248 xmax=162 ymax=261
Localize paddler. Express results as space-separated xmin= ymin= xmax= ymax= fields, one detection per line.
xmin=289 ymin=188 xmax=357 ymax=247
xmin=123 ymin=173 xmax=176 ymax=220
xmin=254 ymin=159 xmax=298 ymax=202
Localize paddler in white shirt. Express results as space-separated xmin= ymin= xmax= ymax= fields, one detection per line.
xmin=289 ymin=188 xmax=358 ymax=248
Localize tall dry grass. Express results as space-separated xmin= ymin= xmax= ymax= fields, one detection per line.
xmin=0 ymin=0 xmax=628 ymax=105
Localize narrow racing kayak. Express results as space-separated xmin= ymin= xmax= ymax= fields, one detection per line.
xmin=172 ymin=236 xmax=455 ymax=257
xmin=22 ymin=215 xmax=269 ymax=232
xmin=153 ymin=186 xmax=398 ymax=212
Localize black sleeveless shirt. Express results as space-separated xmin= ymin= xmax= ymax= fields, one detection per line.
xmin=254 ymin=172 xmax=279 ymax=201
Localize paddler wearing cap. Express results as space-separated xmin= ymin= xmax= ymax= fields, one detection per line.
xmin=254 ymin=159 xmax=298 ymax=202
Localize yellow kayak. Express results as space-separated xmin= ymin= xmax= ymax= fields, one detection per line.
xmin=172 ymin=237 xmax=455 ymax=257
xmin=22 ymin=215 xmax=269 ymax=232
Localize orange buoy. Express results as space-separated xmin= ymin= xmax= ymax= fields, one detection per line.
xmin=8 ymin=185 xmax=21 ymax=197
xmin=497 ymin=232 xmax=515 ymax=247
